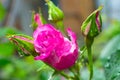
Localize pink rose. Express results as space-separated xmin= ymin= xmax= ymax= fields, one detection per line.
xmin=33 ymin=14 xmax=78 ymax=70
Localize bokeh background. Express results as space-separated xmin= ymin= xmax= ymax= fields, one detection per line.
xmin=0 ymin=0 xmax=120 ymax=80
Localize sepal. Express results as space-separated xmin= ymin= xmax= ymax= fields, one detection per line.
xmin=7 ymin=34 xmax=38 ymax=56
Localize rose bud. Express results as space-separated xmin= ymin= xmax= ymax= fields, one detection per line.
xmin=31 ymin=11 xmax=46 ymax=30
xmin=81 ymin=6 xmax=103 ymax=38
xmin=8 ymin=34 xmax=38 ymax=56
xmin=46 ymin=0 xmax=64 ymax=22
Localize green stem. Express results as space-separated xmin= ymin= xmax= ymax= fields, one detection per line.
xmin=59 ymin=71 xmax=74 ymax=80
xmin=55 ymin=20 xmax=65 ymax=33
xmin=87 ymin=46 xmax=93 ymax=80
xmin=85 ymin=37 xmax=94 ymax=80
xmin=69 ymin=68 xmax=80 ymax=80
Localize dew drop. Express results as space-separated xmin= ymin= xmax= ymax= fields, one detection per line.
xmin=107 ymin=56 xmax=111 ymax=62
xmin=116 ymin=72 xmax=120 ymax=76
xmin=105 ymin=63 xmax=110 ymax=69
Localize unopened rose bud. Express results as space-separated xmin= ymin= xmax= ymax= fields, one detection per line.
xmin=31 ymin=11 xmax=38 ymax=30
xmin=81 ymin=6 xmax=103 ymax=38
xmin=8 ymin=34 xmax=38 ymax=56
xmin=31 ymin=10 xmax=46 ymax=30
xmin=46 ymin=0 xmax=64 ymax=22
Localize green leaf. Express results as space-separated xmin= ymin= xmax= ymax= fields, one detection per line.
xmin=100 ymin=35 xmax=120 ymax=63
xmin=37 ymin=64 xmax=49 ymax=72
xmin=104 ymin=21 xmax=120 ymax=40
xmin=96 ymin=21 xmax=120 ymax=43
xmin=0 ymin=42 xmax=15 ymax=57
xmin=0 ymin=27 xmax=20 ymax=38
xmin=104 ymin=50 xmax=120 ymax=80
xmin=0 ymin=3 xmax=6 ymax=20
xmin=0 ymin=58 xmax=11 ymax=68
xmin=81 ymin=67 xmax=105 ymax=80
xmin=79 ymin=46 xmax=87 ymax=58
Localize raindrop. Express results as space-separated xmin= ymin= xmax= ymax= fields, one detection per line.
xmin=111 ymin=72 xmax=120 ymax=80
xmin=107 ymin=56 xmax=111 ymax=62
xmin=116 ymin=72 xmax=120 ymax=76
xmin=105 ymin=63 xmax=110 ymax=69
xmin=111 ymin=75 xmax=116 ymax=80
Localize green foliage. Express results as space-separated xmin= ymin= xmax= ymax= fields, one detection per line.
xmin=105 ymin=50 xmax=120 ymax=80
xmin=0 ymin=54 xmax=52 ymax=80
xmin=0 ymin=27 xmax=20 ymax=37
xmin=81 ymin=67 xmax=105 ymax=80
xmin=100 ymin=35 xmax=120 ymax=64
xmin=100 ymin=31 xmax=120 ymax=80
xmin=0 ymin=27 xmax=53 ymax=80
xmin=0 ymin=27 xmax=20 ymax=57
xmin=92 ymin=21 xmax=120 ymax=58
xmin=0 ymin=42 xmax=15 ymax=57
xmin=0 ymin=27 xmax=19 ymax=57
xmin=103 ymin=21 xmax=120 ymax=40
xmin=94 ymin=21 xmax=120 ymax=44
xmin=0 ymin=58 xmax=11 ymax=68
xmin=0 ymin=2 xmax=6 ymax=21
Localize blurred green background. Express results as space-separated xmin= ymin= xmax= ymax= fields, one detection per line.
xmin=0 ymin=0 xmax=120 ymax=80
